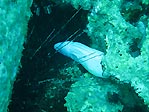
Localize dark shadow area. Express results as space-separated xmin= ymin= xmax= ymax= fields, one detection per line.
xmin=8 ymin=1 xmax=89 ymax=112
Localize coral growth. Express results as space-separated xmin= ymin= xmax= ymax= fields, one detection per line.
xmin=61 ymin=0 xmax=149 ymax=111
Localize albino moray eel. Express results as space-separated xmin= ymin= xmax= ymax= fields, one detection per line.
xmin=54 ymin=41 xmax=104 ymax=77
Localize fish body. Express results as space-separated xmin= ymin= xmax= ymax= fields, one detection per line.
xmin=54 ymin=41 xmax=104 ymax=77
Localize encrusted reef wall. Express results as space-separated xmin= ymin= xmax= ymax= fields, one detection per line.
xmin=0 ymin=0 xmax=32 ymax=112
xmin=57 ymin=0 xmax=149 ymax=111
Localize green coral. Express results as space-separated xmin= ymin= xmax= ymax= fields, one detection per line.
xmin=61 ymin=0 xmax=149 ymax=110
xmin=142 ymin=0 xmax=149 ymax=4
xmin=62 ymin=0 xmax=96 ymax=10
xmin=100 ymin=1 xmax=149 ymax=105
xmin=65 ymin=76 xmax=123 ymax=112
xmin=77 ymin=0 xmax=149 ymax=107
xmin=87 ymin=0 xmax=149 ymax=107
xmin=136 ymin=19 xmax=149 ymax=105
xmin=0 ymin=0 xmax=32 ymax=112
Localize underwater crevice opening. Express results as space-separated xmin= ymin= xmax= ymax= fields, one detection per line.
xmin=8 ymin=1 xmax=90 ymax=112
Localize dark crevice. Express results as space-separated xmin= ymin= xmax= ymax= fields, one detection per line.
xmin=8 ymin=1 xmax=89 ymax=112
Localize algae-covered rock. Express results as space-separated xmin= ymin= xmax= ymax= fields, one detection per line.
xmin=62 ymin=0 xmax=149 ymax=109
xmin=64 ymin=77 xmax=123 ymax=112
xmin=0 ymin=0 xmax=32 ymax=112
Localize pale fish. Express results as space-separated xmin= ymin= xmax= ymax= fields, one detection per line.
xmin=54 ymin=41 xmax=104 ymax=77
